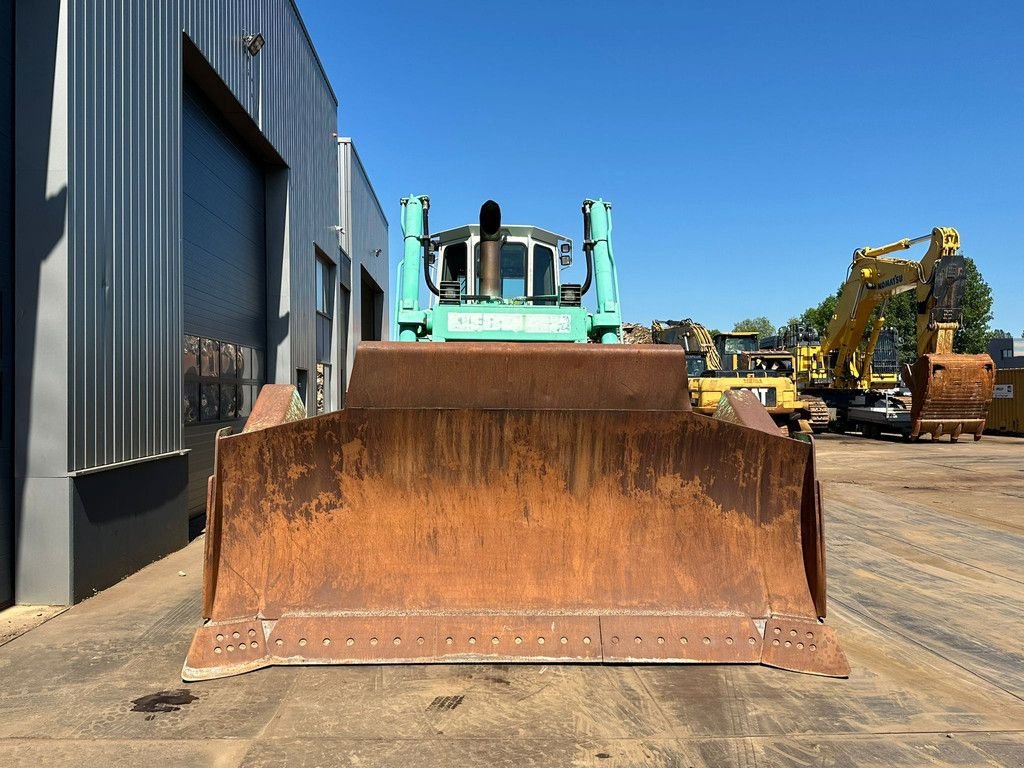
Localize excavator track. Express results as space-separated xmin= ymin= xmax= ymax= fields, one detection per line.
xmin=801 ymin=395 xmax=831 ymax=432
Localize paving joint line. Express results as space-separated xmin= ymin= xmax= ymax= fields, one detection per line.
xmin=831 ymin=596 xmax=1024 ymax=706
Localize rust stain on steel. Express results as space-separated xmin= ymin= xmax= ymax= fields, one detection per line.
xmin=600 ymin=616 xmax=763 ymax=663
xmin=713 ymin=389 xmax=785 ymax=436
xmin=760 ymin=617 xmax=849 ymax=677
xmin=184 ymin=343 xmax=846 ymax=680
xmin=243 ymin=384 xmax=307 ymax=433
xmin=910 ymin=354 xmax=996 ymax=441
xmin=346 ymin=342 xmax=693 ymax=410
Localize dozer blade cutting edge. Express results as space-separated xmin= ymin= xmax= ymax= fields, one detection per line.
xmin=909 ymin=354 xmax=995 ymax=441
xmin=183 ymin=343 xmax=849 ymax=681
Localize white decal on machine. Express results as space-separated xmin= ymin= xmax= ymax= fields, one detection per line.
xmin=447 ymin=312 xmax=572 ymax=334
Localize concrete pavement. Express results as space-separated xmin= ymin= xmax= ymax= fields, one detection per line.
xmin=0 ymin=434 xmax=1022 ymax=766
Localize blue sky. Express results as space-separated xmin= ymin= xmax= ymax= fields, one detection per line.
xmin=299 ymin=1 xmax=1024 ymax=335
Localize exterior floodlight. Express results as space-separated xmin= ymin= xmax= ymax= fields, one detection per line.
xmin=559 ymin=241 xmax=572 ymax=266
xmin=243 ymin=33 xmax=265 ymax=56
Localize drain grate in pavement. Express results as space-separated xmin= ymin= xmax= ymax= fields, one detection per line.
xmin=426 ymin=695 xmax=464 ymax=712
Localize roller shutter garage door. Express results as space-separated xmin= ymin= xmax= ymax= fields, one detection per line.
xmin=182 ymin=85 xmax=267 ymax=518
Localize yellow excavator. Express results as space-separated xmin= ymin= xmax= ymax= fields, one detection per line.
xmin=652 ymin=320 xmax=829 ymax=434
xmin=795 ymin=227 xmax=995 ymax=440
xmin=182 ymin=198 xmax=848 ymax=681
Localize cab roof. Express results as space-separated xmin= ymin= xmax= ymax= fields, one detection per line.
xmin=433 ymin=224 xmax=568 ymax=247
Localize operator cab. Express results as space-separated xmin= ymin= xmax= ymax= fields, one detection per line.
xmin=430 ymin=225 xmax=573 ymax=306
xmin=686 ymin=352 xmax=708 ymax=378
xmin=714 ymin=332 xmax=759 ymax=371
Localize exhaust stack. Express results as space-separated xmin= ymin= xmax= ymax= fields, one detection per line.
xmin=478 ymin=200 xmax=502 ymax=299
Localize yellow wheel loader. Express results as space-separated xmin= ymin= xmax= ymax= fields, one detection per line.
xmin=183 ymin=199 xmax=848 ymax=681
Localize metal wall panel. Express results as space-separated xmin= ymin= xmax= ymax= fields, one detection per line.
xmin=67 ymin=0 xmax=183 ymax=471
xmin=14 ymin=0 xmax=74 ymax=604
xmin=64 ymin=0 xmax=339 ymax=471
xmin=0 ymin=0 xmax=14 ymax=606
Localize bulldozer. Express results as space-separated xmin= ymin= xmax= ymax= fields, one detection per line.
xmin=183 ymin=198 xmax=848 ymax=681
xmin=652 ymin=320 xmax=829 ymax=434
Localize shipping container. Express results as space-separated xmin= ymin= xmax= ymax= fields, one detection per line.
xmin=986 ymin=368 xmax=1024 ymax=436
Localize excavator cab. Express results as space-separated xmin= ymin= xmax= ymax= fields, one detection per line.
xmin=715 ymin=332 xmax=759 ymax=371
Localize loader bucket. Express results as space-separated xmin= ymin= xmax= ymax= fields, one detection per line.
xmin=909 ymin=353 xmax=995 ymax=441
xmin=183 ymin=343 xmax=848 ymax=681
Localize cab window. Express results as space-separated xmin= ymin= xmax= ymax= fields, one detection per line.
xmin=723 ymin=336 xmax=757 ymax=354
xmin=686 ymin=355 xmax=707 ymax=378
xmin=442 ymin=242 xmax=468 ymax=293
xmin=532 ymin=244 xmax=556 ymax=305
xmin=474 ymin=242 xmax=528 ymax=298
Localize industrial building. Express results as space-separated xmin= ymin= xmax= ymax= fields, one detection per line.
xmin=3 ymin=1 xmax=388 ymax=606
xmin=988 ymin=337 xmax=1024 ymax=369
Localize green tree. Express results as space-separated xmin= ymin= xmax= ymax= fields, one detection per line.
xmin=952 ymin=258 xmax=994 ymax=354
xmin=732 ymin=316 xmax=776 ymax=340
xmin=873 ymin=291 xmax=916 ymax=364
xmin=798 ymin=290 xmax=841 ymax=336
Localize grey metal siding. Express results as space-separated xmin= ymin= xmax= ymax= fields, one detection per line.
xmin=67 ymin=0 xmax=183 ymax=471
xmin=14 ymin=0 xmax=341 ymax=602
xmin=0 ymin=0 xmax=14 ymax=606
xmin=182 ymin=86 xmax=266 ymax=346
xmin=64 ymin=0 xmax=338 ymax=472
xmin=14 ymin=0 xmax=74 ymax=604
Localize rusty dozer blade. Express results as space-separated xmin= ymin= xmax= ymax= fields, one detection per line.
xmin=183 ymin=343 xmax=848 ymax=681
xmin=908 ymin=353 xmax=995 ymax=441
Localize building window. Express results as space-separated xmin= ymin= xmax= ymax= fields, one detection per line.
xmin=316 ymin=256 xmax=333 ymax=316
xmin=1003 ymin=349 xmax=1013 ymax=359
xmin=183 ymin=334 xmax=264 ymax=425
xmin=315 ymin=253 xmax=334 ymax=413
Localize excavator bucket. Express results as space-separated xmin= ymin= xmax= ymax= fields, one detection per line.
xmin=183 ymin=343 xmax=848 ymax=681
xmin=909 ymin=353 xmax=995 ymax=441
